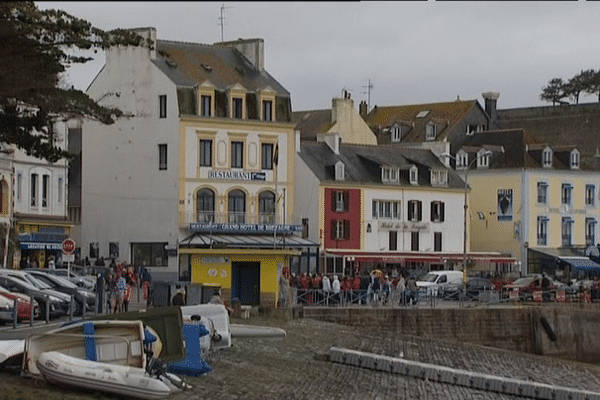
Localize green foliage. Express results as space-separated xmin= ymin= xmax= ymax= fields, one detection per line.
xmin=0 ymin=2 xmax=150 ymax=162
xmin=541 ymin=69 xmax=600 ymax=106
xmin=540 ymin=78 xmax=567 ymax=106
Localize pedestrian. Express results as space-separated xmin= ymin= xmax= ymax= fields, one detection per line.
xmin=114 ymin=272 xmax=127 ymax=313
xmin=123 ymin=277 xmax=133 ymax=312
xmin=48 ymin=256 xmax=55 ymax=270
xmin=322 ymin=274 xmax=331 ymax=305
xmin=360 ymin=272 xmax=370 ymax=305
xmin=172 ymin=288 xmax=185 ymax=306
xmin=396 ymin=274 xmax=406 ymax=305
xmin=332 ymin=275 xmax=341 ymax=305
xmin=278 ymin=272 xmax=290 ymax=307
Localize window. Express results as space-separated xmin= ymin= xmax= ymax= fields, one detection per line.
xmin=477 ymin=152 xmax=489 ymax=168
xmin=331 ymin=220 xmax=350 ymax=240
xmin=434 ymin=232 xmax=442 ymax=252
xmin=411 ymin=232 xmax=419 ymax=251
xmin=537 ymin=182 xmax=548 ymax=204
xmin=466 ymin=124 xmax=479 ymax=135
xmin=537 ymin=216 xmax=548 ymax=246
xmin=159 ymin=95 xmax=167 ymax=119
xmin=333 ymin=190 xmax=349 ymax=212
xmin=200 ymin=139 xmax=212 ymax=167
xmin=197 ymin=188 xmax=215 ymax=223
xmin=586 ymin=184 xmax=595 ymax=206
xmin=382 ymin=168 xmax=390 ymax=182
xmin=201 ymin=95 xmax=212 ymax=117
xmin=408 ymin=200 xmax=422 ymax=221
xmin=259 ymin=191 xmax=276 ymax=224
xmin=335 ymin=162 xmax=345 ymax=181
xmin=457 ymin=152 xmax=468 ymax=169
xmin=42 ymin=174 xmax=49 ymax=207
xmin=232 ymin=97 xmax=243 ymax=119
xmin=586 ymin=218 xmax=596 ymax=246
xmin=389 ymin=231 xmax=398 ymax=251
xmin=261 ymin=143 xmax=274 ymax=170
xmin=562 ymin=183 xmax=572 ymax=205
xmin=430 ymin=169 xmax=447 ymax=186
xmin=231 ymin=141 xmax=244 ymax=168
xmin=430 ymin=201 xmax=445 ymax=222
xmin=31 ymin=173 xmax=37 ymax=207
xmin=158 ymin=144 xmax=167 ymax=170
xmin=409 ymin=166 xmax=418 ymax=185
xmin=228 ymin=189 xmax=246 ymax=223
xmin=562 ymin=217 xmax=573 ymax=247
xmin=391 ymin=126 xmax=401 ymax=142
xmin=425 ymin=122 xmax=436 ymax=140
xmin=131 ymin=242 xmax=168 ymax=267
xmin=372 ymin=200 xmax=401 ymax=219
xmin=571 ymin=150 xmax=580 ymax=169
xmin=262 ymin=100 xmax=273 ymax=122
xmin=109 ymin=242 xmax=119 ymax=259
xmin=542 ymin=148 xmax=552 ymax=167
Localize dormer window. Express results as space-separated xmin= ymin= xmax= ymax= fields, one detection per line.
xmin=425 ymin=122 xmax=436 ymax=140
xmin=457 ymin=151 xmax=468 ymax=170
xmin=335 ymin=161 xmax=345 ymax=181
xmin=430 ymin=169 xmax=448 ymax=186
xmin=232 ymin=97 xmax=243 ymax=119
xmin=477 ymin=151 xmax=490 ymax=168
xmin=570 ymin=149 xmax=580 ymax=169
xmin=542 ymin=147 xmax=552 ymax=168
xmin=391 ymin=125 xmax=401 ymax=142
xmin=262 ymin=100 xmax=273 ymax=122
xmin=410 ymin=166 xmax=418 ymax=185
xmin=381 ymin=167 xmax=399 ymax=183
xmin=201 ymin=95 xmax=212 ymax=117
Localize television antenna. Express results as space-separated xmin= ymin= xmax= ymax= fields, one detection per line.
xmin=218 ymin=3 xmax=233 ymax=42
xmin=361 ymin=79 xmax=374 ymax=110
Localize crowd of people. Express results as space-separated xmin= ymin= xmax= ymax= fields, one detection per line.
xmin=102 ymin=260 xmax=152 ymax=314
xmin=278 ymin=268 xmax=420 ymax=307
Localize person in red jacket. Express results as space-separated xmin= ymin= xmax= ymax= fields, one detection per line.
xmin=341 ymin=276 xmax=351 ymax=305
xmin=352 ymin=274 xmax=361 ymax=303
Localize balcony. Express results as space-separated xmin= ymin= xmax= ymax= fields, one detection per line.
xmin=180 ymin=211 xmax=303 ymax=235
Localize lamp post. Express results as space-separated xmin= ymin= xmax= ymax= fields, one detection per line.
xmin=441 ymin=151 xmax=492 ymax=295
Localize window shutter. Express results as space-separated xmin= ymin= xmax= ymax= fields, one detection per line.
xmin=331 ymin=219 xmax=337 ymax=240
xmin=344 ymin=220 xmax=350 ymax=240
xmin=440 ymin=202 xmax=445 ymax=222
xmin=417 ymin=201 xmax=422 ymax=221
xmin=332 ymin=191 xmax=336 ymax=212
xmin=343 ymin=191 xmax=349 ymax=212
xmin=408 ymin=201 xmax=414 ymax=221
xmin=430 ymin=202 xmax=435 ymax=222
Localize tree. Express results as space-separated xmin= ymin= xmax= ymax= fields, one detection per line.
xmin=0 ymin=2 xmax=150 ymax=162
xmin=564 ymin=70 xmax=590 ymax=104
xmin=581 ymin=69 xmax=600 ymax=102
xmin=540 ymin=78 xmax=568 ymax=106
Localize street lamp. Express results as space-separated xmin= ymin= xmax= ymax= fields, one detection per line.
xmin=441 ymin=150 xmax=492 ymax=295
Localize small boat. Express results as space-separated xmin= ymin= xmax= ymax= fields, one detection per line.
xmin=37 ymin=351 xmax=177 ymax=400
xmin=23 ymin=320 xmax=149 ymax=378
xmin=229 ymin=324 xmax=286 ymax=339
xmin=180 ymin=304 xmax=232 ymax=352
xmin=0 ymin=339 xmax=25 ymax=369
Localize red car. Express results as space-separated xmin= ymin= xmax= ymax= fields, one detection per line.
xmin=0 ymin=285 xmax=40 ymax=321
xmin=503 ymin=275 xmax=555 ymax=301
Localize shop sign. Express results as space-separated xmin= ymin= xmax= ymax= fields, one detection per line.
xmin=202 ymin=256 xmax=230 ymax=264
xmin=208 ymin=170 xmax=266 ymax=181
xmin=190 ymin=223 xmax=302 ymax=234
xmin=20 ymin=242 xmax=62 ymax=250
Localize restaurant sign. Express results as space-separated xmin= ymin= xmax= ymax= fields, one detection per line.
xmin=190 ymin=223 xmax=303 ymax=235
xmin=209 ymin=170 xmax=266 ymax=181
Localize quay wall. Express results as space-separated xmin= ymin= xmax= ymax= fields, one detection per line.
xmin=288 ymin=305 xmax=600 ymax=363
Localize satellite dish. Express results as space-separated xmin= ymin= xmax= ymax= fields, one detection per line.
xmin=585 ymin=245 xmax=599 ymax=257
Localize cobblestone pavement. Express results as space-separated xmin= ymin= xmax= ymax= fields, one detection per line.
xmin=3 ymin=299 xmax=600 ymax=399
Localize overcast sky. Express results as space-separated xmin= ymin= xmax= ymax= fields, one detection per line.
xmin=38 ymin=1 xmax=600 ymax=113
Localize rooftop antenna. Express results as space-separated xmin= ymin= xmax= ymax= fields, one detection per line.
xmin=361 ymin=79 xmax=374 ymax=110
xmin=218 ymin=3 xmax=233 ymax=42
xmin=341 ymin=87 xmax=353 ymax=99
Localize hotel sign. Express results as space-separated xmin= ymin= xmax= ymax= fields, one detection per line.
xmin=190 ymin=223 xmax=303 ymax=235
xmin=209 ymin=170 xmax=266 ymax=181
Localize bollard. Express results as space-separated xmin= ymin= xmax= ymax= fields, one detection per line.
xmin=30 ymin=294 xmax=34 ymax=327
xmin=12 ymin=298 xmax=17 ymax=329
xmin=45 ymin=295 xmax=50 ymax=324
xmin=69 ymin=295 xmax=74 ymax=321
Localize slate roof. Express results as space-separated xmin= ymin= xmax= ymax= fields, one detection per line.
xmin=364 ymin=100 xmax=483 ymax=142
xmin=292 ymin=110 xmax=334 ymax=141
xmin=153 ymin=39 xmax=289 ymax=95
xmin=299 ymin=141 xmax=466 ymax=189
xmin=497 ymin=102 xmax=600 ymax=167
xmin=460 ymin=128 xmax=587 ymax=170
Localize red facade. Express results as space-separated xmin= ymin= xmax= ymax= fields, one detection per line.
xmin=323 ymin=188 xmax=361 ymax=250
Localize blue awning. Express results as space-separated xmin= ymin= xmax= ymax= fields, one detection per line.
xmin=561 ymin=257 xmax=600 ymax=272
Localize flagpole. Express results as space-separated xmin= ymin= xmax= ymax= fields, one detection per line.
xmin=273 ymin=143 xmax=278 ymax=248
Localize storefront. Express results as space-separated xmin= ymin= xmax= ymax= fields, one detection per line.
xmin=16 ymin=222 xmax=73 ymax=268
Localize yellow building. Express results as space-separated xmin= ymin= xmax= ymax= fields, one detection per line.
xmin=459 ymin=130 xmax=600 ymax=278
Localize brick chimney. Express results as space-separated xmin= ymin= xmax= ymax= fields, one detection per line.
xmin=219 ymin=38 xmax=264 ymax=71
xmin=359 ymin=100 xmax=368 ymax=119
xmin=482 ymin=91 xmax=499 ymax=125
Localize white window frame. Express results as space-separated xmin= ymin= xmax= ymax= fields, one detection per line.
xmin=537 ymin=182 xmax=548 ymax=204
xmin=571 ymin=150 xmax=580 ymax=169
xmin=409 ymin=166 xmax=418 ymax=185
xmin=391 ymin=126 xmax=401 ymax=142
xmin=542 ymin=148 xmax=552 ymax=168
xmin=586 ymin=184 xmax=595 ymax=206
xmin=537 ymin=216 xmax=548 ymax=246
xmin=425 ymin=122 xmax=436 ymax=140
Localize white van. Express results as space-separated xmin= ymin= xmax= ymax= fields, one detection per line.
xmin=416 ymin=270 xmax=463 ymax=297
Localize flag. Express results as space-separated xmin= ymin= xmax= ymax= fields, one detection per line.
xmin=272 ymin=143 xmax=279 ymax=167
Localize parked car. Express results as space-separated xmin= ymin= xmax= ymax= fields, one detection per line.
xmin=440 ymin=277 xmax=494 ymax=301
xmin=0 ymin=269 xmax=75 ymax=311
xmin=25 ymin=269 xmax=96 ymax=314
xmin=416 ymin=270 xmax=463 ymax=297
xmin=0 ymin=293 xmax=16 ymax=322
xmin=0 ymin=285 xmax=39 ymax=320
xmin=46 ymin=268 xmax=96 ymax=290
xmin=503 ymin=275 xmax=556 ymax=301
xmin=0 ymin=275 xmax=69 ymax=318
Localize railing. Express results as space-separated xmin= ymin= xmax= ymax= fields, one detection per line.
xmin=180 ymin=211 xmax=302 ymax=227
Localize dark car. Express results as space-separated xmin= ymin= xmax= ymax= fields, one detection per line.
xmin=0 ymin=276 xmax=69 ymax=319
xmin=441 ymin=277 xmax=494 ymax=301
xmin=25 ymin=270 xmax=96 ymax=315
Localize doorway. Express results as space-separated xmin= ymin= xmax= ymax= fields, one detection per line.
xmin=231 ymin=261 xmax=260 ymax=305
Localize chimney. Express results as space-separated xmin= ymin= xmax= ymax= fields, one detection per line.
xmin=218 ymin=38 xmax=264 ymax=71
xmin=482 ymin=91 xmax=499 ymax=125
xmin=131 ymin=27 xmax=157 ymax=60
xmin=359 ymin=100 xmax=368 ymax=119
xmin=331 ymin=96 xmax=354 ymax=124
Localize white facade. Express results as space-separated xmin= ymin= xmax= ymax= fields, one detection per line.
xmin=84 ymin=35 xmax=180 ymax=278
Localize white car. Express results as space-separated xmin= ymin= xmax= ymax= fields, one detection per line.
xmin=416 ymin=270 xmax=464 ymax=297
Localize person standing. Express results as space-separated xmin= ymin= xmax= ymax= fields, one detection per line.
xmin=322 ymin=274 xmax=331 ymax=305
xmin=332 ymin=275 xmax=341 ymax=305
xmin=115 ymin=272 xmax=127 ymax=313
xmin=48 ymin=256 xmax=55 ymax=270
